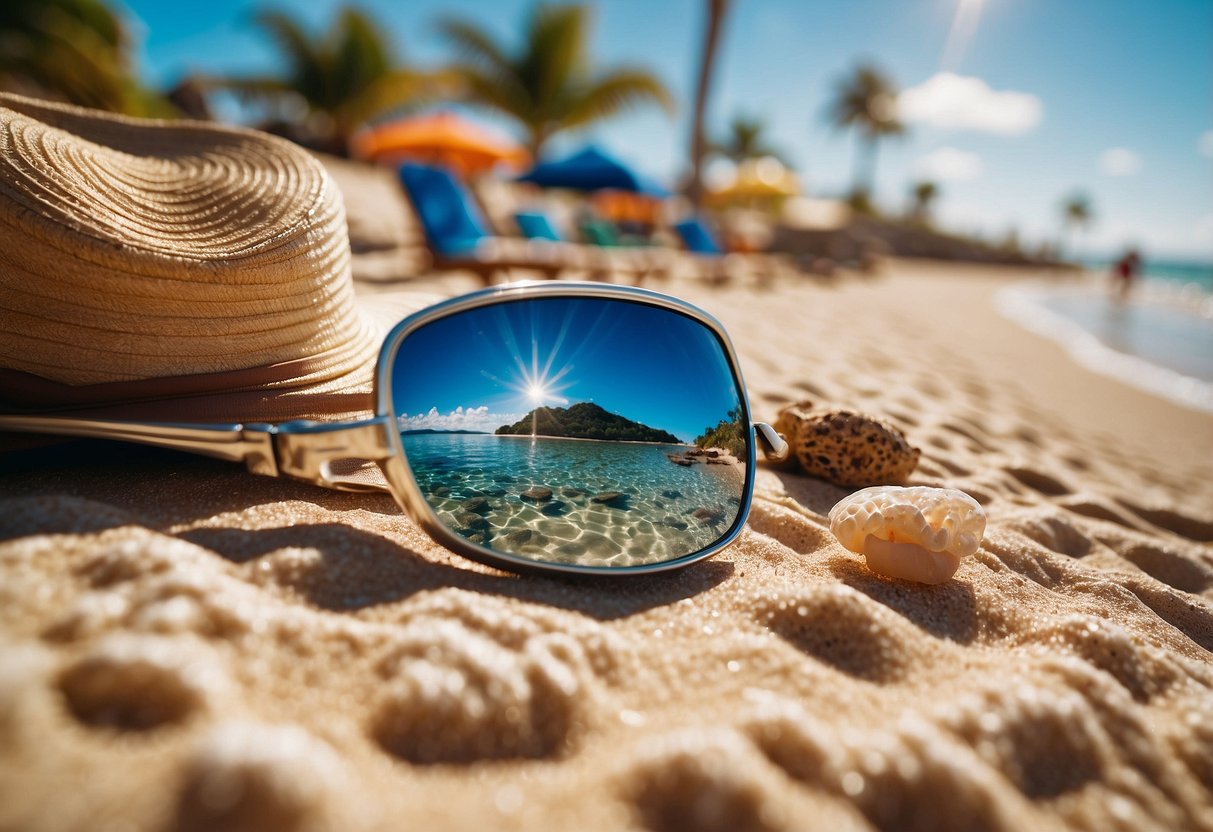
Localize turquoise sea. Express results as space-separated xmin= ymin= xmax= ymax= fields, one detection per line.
xmin=1143 ymin=261 xmax=1213 ymax=292
xmin=402 ymin=433 xmax=746 ymax=567
xmin=1084 ymin=258 xmax=1213 ymax=293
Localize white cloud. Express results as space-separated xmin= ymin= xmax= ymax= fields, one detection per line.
xmin=898 ymin=73 xmax=1043 ymax=135
xmin=397 ymin=405 xmax=522 ymax=434
xmin=1099 ymin=147 xmax=1141 ymax=176
xmin=914 ymin=147 xmax=983 ymax=181
xmin=1200 ymin=130 xmax=1213 ymax=159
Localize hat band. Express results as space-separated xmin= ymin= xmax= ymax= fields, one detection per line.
xmin=0 ymin=340 xmax=377 ymax=416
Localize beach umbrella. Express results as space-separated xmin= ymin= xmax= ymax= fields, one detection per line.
xmin=517 ymin=146 xmax=669 ymax=196
xmin=708 ymin=156 xmax=799 ymax=205
xmin=352 ymin=112 xmax=529 ymax=176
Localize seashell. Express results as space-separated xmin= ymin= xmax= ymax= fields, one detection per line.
xmin=828 ymin=486 xmax=986 ymax=584
xmin=774 ymin=400 xmax=919 ymax=487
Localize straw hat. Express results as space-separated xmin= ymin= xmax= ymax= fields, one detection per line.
xmin=0 ymin=93 xmax=419 ymax=423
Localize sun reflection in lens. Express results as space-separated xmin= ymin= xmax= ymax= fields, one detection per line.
xmin=505 ymin=340 xmax=571 ymax=407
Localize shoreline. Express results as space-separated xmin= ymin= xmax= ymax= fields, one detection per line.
xmin=413 ymin=431 xmax=697 ymax=447
xmin=996 ymin=279 xmax=1213 ymax=413
xmin=820 ymin=258 xmax=1213 ymax=484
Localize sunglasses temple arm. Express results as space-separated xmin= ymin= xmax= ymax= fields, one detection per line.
xmin=0 ymin=415 xmax=279 ymax=473
xmin=273 ymin=418 xmax=396 ymax=492
xmin=0 ymin=415 xmax=397 ymax=492
xmin=753 ymin=421 xmax=790 ymax=463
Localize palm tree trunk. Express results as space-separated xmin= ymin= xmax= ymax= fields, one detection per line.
xmin=686 ymin=0 xmax=730 ymax=209
xmin=853 ymin=133 xmax=879 ymax=198
xmin=529 ymin=124 xmax=551 ymax=160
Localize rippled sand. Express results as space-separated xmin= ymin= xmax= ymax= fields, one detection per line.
xmin=2 ymin=264 xmax=1212 ymax=832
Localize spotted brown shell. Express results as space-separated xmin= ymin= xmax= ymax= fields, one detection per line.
xmin=774 ymin=400 xmax=920 ymax=487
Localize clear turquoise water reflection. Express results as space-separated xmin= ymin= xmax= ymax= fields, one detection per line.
xmin=403 ymin=433 xmax=745 ymax=567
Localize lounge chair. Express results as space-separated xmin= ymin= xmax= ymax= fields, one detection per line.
xmin=577 ymin=215 xmax=670 ymax=283
xmin=579 ymin=216 xmax=632 ymax=247
xmin=673 ymin=216 xmax=783 ymax=287
xmin=673 ymin=217 xmax=723 ymax=256
xmin=672 ymin=217 xmax=730 ymax=285
xmin=512 ymin=210 xmax=563 ymax=242
xmin=399 ymin=163 xmax=644 ymax=285
xmin=511 ymin=208 xmax=666 ymax=284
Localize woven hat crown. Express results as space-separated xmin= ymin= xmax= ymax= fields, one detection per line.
xmin=0 ymin=94 xmax=380 ymax=420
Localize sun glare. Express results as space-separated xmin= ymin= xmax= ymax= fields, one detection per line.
xmin=485 ymin=312 xmax=589 ymax=415
xmin=496 ymin=332 xmax=574 ymax=411
xmin=941 ymin=0 xmax=985 ymax=71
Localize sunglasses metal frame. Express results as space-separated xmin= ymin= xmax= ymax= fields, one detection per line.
xmin=0 ymin=282 xmax=788 ymax=576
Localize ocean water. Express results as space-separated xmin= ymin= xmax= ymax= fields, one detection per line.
xmin=997 ymin=280 xmax=1213 ymax=413
xmin=401 ymin=433 xmax=746 ymax=567
xmin=1085 ymin=259 xmax=1213 ymax=294
xmin=1144 ymin=261 xmax=1213 ymax=292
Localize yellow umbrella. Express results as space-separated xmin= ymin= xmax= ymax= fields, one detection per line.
xmin=708 ymin=156 xmax=799 ymax=205
xmin=352 ymin=112 xmax=529 ymax=176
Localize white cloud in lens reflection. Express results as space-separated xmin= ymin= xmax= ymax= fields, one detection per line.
xmin=397 ymin=406 xmax=523 ymax=434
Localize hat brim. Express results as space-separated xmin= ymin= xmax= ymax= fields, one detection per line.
xmin=0 ymin=289 xmax=448 ymax=425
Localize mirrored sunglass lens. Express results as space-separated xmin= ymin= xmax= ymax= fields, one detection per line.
xmin=391 ymin=297 xmax=748 ymax=568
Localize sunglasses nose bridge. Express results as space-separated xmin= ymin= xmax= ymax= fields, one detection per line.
xmin=753 ymin=421 xmax=789 ymax=463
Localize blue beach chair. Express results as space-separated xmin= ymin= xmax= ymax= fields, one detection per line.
xmin=510 ymin=207 xmax=664 ymax=284
xmin=672 ymin=216 xmax=731 ymax=284
xmin=512 ymin=210 xmax=563 ymax=242
xmin=673 ymin=215 xmax=784 ymax=287
xmin=673 ymin=217 xmax=724 ymax=256
xmin=399 ymin=163 xmax=574 ymax=284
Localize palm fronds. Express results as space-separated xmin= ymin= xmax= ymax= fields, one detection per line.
xmin=437 ymin=3 xmax=672 ymax=155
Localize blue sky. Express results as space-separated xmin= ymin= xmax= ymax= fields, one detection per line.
xmin=118 ymin=0 xmax=1212 ymax=261
xmin=390 ymin=297 xmax=742 ymax=442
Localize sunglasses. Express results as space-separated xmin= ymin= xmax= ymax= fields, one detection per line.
xmin=0 ymin=283 xmax=788 ymax=576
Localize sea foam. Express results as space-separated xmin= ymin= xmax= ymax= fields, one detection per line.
xmin=996 ymin=279 xmax=1213 ymax=414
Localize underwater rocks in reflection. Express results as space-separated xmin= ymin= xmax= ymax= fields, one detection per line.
xmin=403 ymin=433 xmax=746 ymax=567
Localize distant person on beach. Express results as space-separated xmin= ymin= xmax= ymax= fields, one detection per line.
xmin=1111 ymin=248 xmax=1141 ymax=301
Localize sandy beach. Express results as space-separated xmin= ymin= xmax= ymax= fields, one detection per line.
xmin=3 ymin=0 xmax=1211 ymax=825
xmin=2 ymin=242 xmax=1211 ymax=831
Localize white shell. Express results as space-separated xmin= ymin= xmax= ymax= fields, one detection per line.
xmin=828 ymin=486 xmax=986 ymax=583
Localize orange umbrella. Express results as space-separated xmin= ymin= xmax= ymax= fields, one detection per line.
xmin=352 ymin=112 xmax=529 ymax=176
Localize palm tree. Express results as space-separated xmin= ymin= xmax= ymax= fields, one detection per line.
xmin=714 ymin=113 xmax=783 ymax=164
xmin=0 ymin=0 xmax=165 ymax=115
xmin=219 ymin=6 xmax=437 ymax=155
xmin=686 ymin=0 xmax=731 ymax=207
xmin=909 ymin=180 xmax=938 ymax=223
xmin=439 ymin=4 xmax=674 ymax=158
xmin=1060 ymin=191 xmax=1094 ymax=258
xmin=825 ymin=62 xmax=905 ymax=208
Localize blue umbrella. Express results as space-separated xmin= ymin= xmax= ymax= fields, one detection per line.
xmin=517 ymin=145 xmax=669 ymax=196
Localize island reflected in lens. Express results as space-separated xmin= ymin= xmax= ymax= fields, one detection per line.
xmin=391 ymin=297 xmax=747 ymax=567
